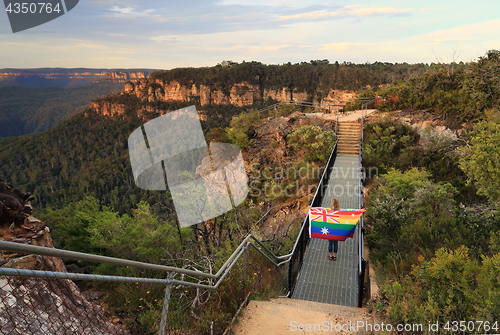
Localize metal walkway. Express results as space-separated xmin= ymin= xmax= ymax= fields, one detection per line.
xmin=291 ymin=154 xmax=361 ymax=306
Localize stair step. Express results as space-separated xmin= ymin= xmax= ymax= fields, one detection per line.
xmin=338 ymin=148 xmax=360 ymax=151
xmin=337 ymin=132 xmax=361 ymax=136
xmin=337 ymin=130 xmax=361 ymax=134
xmin=338 ymin=129 xmax=361 ymax=132
xmin=337 ymin=151 xmax=360 ymax=155
xmin=337 ymin=146 xmax=360 ymax=151
xmin=338 ymin=144 xmax=360 ymax=148
xmin=338 ymin=125 xmax=361 ymax=128
xmin=338 ymin=137 xmax=360 ymax=140
xmin=338 ymin=146 xmax=360 ymax=150
xmin=337 ymin=122 xmax=362 ymax=156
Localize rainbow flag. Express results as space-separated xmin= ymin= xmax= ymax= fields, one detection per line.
xmin=309 ymin=207 xmax=365 ymax=241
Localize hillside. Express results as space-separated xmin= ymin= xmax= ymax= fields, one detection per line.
xmin=0 ymin=61 xmax=428 ymax=213
xmin=0 ymin=83 xmax=125 ymax=138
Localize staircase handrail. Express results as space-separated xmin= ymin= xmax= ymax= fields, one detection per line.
xmin=287 ymin=138 xmax=339 ymax=295
xmin=0 ymin=233 xmax=289 ymax=289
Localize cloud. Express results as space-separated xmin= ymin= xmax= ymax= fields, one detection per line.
xmin=277 ymin=5 xmax=414 ymax=21
xmin=110 ymin=6 xmax=135 ymax=14
xmin=149 ymin=35 xmax=182 ymax=44
xmin=314 ymin=18 xmax=500 ymax=64
xmin=406 ymin=19 xmax=500 ymax=48
xmin=109 ymin=6 xmax=158 ymax=17
xmin=278 ymin=10 xmax=340 ymax=20
xmin=348 ymin=6 xmax=413 ymax=17
xmin=432 ymin=37 xmax=477 ymax=45
xmin=321 ymin=42 xmax=374 ymax=51
xmin=227 ymin=44 xmax=292 ymax=52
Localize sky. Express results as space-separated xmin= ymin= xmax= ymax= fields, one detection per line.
xmin=1 ymin=0 xmax=500 ymax=69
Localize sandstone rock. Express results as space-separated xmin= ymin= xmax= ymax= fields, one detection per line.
xmin=0 ymin=182 xmax=129 ymax=334
xmin=89 ymin=101 xmax=126 ymax=117
xmin=123 ymin=81 xmax=134 ymax=94
xmin=0 ymin=180 xmax=33 ymax=229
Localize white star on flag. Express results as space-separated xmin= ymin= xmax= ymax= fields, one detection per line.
xmin=321 ymin=227 xmax=329 ymax=235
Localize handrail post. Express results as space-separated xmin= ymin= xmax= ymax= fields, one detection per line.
xmin=243 ymin=241 xmax=247 ymax=290
xmin=336 ymin=107 xmax=339 ymax=135
xmin=361 ymin=105 xmax=364 ymax=142
xmin=159 ymin=272 xmax=174 ymax=335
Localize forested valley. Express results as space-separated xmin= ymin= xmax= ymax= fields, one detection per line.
xmin=0 ymin=82 xmax=124 ymax=138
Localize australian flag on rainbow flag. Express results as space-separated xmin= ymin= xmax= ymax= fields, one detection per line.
xmin=309 ymin=207 xmax=366 ymax=241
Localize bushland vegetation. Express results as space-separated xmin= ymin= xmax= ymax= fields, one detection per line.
xmin=149 ymin=60 xmax=430 ymax=103
xmin=376 ymin=50 xmax=500 ymax=125
xmin=364 ymin=50 xmax=500 ymax=330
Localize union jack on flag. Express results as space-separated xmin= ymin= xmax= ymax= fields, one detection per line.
xmin=309 ymin=207 xmax=340 ymax=224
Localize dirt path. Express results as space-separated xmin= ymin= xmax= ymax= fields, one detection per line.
xmin=228 ymin=298 xmax=374 ymax=335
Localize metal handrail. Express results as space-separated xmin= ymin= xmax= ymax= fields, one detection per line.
xmin=359 ymin=138 xmax=364 ymax=277
xmin=257 ymin=98 xmax=378 ymax=116
xmin=287 ymin=138 xmax=338 ymax=295
xmin=356 ymin=99 xmax=374 ymax=307
xmin=358 ymin=99 xmax=373 ymax=273
xmin=360 ymin=98 xmax=376 ymax=142
xmin=0 ymin=234 xmax=289 ymax=287
xmin=0 ymin=242 xmax=280 ymax=291
xmin=0 ymin=234 xmax=289 ymax=335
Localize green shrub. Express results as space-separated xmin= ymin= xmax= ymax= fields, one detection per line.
xmin=381 ymin=247 xmax=500 ymax=329
xmin=363 ymin=119 xmax=420 ymax=176
xmin=269 ymin=103 xmax=295 ymax=117
xmin=226 ymin=112 xmax=262 ymax=149
xmin=459 ymin=121 xmax=500 ymax=202
xmin=287 ymin=125 xmax=336 ymax=162
xmin=205 ymin=127 xmax=230 ymax=143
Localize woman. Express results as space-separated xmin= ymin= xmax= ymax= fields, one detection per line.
xmin=328 ymin=198 xmax=340 ymax=260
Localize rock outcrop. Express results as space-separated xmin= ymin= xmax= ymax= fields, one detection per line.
xmin=0 ymin=181 xmax=128 ymax=335
xmin=249 ymin=112 xmax=335 ymax=166
xmin=0 ymin=180 xmax=34 ymax=233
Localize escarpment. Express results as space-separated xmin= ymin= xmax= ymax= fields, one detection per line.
xmin=88 ymin=74 xmax=357 ymax=118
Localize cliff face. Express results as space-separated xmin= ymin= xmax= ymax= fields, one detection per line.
xmin=89 ymin=77 xmax=356 ymax=117
xmin=102 ymin=71 xmax=147 ymax=82
xmin=0 ymin=69 xmax=151 ymax=88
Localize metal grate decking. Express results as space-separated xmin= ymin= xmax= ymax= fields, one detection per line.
xmin=291 ymin=154 xmax=361 ymax=306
